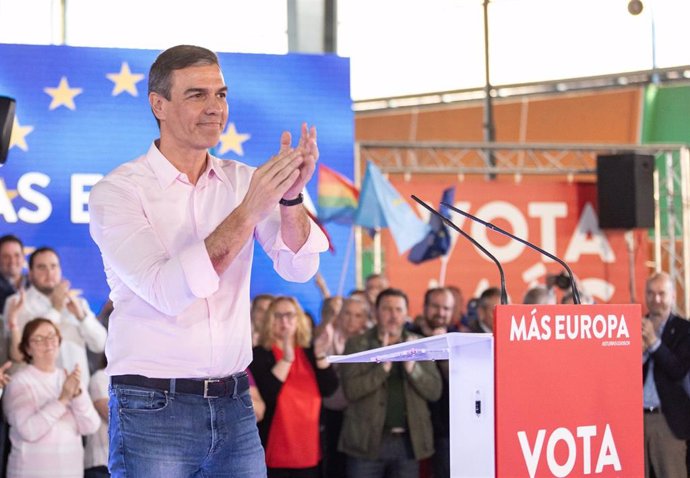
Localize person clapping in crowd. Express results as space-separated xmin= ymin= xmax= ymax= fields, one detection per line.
xmin=339 ymin=288 xmax=442 ymax=478
xmin=3 ymin=318 xmax=100 ymax=477
xmin=3 ymin=247 xmax=107 ymax=387
xmin=318 ymin=296 xmax=370 ymax=478
xmin=407 ymin=287 xmax=456 ymax=478
xmin=250 ymin=296 xmax=337 ymax=478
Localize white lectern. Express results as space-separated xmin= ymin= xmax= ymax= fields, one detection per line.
xmin=329 ymin=332 xmax=495 ymax=478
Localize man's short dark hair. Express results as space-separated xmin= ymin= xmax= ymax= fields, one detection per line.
xmin=479 ymin=287 xmax=502 ymax=309
xmin=0 ymin=234 xmax=23 ymax=251
xmin=28 ymin=246 xmax=58 ymax=269
xmin=423 ymin=287 xmax=453 ymax=307
xmin=148 ymin=45 xmax=220 ymax=100
xmin=375 ymin=287 xmax=408 ymax=310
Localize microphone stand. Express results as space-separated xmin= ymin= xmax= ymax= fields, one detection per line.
xmin=441 ymin=201 xmax=581 ymax=305
xmin=411 ymin=195 xmax=508 ymax=305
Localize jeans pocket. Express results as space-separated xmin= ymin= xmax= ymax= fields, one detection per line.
xmin=238 ymin=388 xmax=255 ymax=410
xmin=115 ymin=386 xmax=170 ymax=413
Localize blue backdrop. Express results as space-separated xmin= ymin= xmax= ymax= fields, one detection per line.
xmin=0 ymin=44 xmax=354 ymax=319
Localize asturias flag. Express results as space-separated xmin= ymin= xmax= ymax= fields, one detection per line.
xmin=317 ymin=164 xmax=359 ymax=224
xmin=354 ymin=161 xmax=429 ymax=254
xmin=408 ymin=186 xmax=455 ymax=264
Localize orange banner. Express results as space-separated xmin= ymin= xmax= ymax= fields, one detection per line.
xmin=379 ymin=177 xmax=649 ymax=314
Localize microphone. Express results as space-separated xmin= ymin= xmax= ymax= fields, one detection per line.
xmin=411 ymin=195 xmax=508 ymax=305
xmin=441 ymin=201 xmax=581 ymax=305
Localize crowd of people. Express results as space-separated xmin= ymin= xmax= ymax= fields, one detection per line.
xmin=0 ymin=233 xmax=689 ymax=477
xmin=0 ymin=234 xmax=110 ymax=477
xmin=0 ymin=231 xmax=549 ymax=477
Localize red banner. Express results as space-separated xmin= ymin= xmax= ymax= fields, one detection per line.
xmin=494 ymin=304 xmax=643 ymax=477
xmin=381 ymin=177 xmax=649 ymax=315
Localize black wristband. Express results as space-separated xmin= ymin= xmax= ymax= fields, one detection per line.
xmin=279 ymin=193 xmax=304 ymax=207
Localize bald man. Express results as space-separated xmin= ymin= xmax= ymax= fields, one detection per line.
xmin=642 ymin=272 xmax=690 ymax=478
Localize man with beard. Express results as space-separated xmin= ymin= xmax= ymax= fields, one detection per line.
xmin=0 ymin=235 xmax=29 ymax=311
xmin=339 ymin=288 xmax=441 ymax=478
xmin=408 ymin=287 xmax=456 ymax=478
xmin=3 ymin=247 xmax=106 ymax=386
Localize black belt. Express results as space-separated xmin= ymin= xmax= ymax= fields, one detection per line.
xmin=643 ymin=406 xmax=661 ymax=414
xmin=111 ymin=371 xmax=248 ymax=399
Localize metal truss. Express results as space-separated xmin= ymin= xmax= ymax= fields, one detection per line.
xmin=356 ymin=141 xmax=690 ymax=316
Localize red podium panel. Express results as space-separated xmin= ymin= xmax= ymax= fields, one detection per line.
xmin=495 ymin=304 xmax=643 ymax=478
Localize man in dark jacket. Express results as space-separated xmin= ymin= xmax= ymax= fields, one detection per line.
xmin=0 ymin=234 xmax=29 ymax=311
xmin=407 ymin=287 xmax=456 ymax=478
xmin=642 ymin=272 xmax=690 ymax=478
xmin=339 ymin=288 xmax=442 ymax=478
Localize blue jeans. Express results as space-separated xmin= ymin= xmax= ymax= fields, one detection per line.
xmin=109 ymin=374 xmax=266 ymax=477
xmin=346 ymin=433 xmax=418 ymax=478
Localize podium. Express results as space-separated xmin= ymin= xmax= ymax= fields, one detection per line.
xmin=329 ymin=332 xmax=495 ymax=477
xmin=329 ymin=304 xmax=644 ymax=478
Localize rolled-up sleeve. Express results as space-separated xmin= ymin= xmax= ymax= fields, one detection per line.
xmin=258 ymin=214 xmax=328 ymax=283
xmin=89 ymin=176 xmax=219 ymax=317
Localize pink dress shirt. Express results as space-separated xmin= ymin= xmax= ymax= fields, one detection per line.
xmin=3 ymin=365 xmax=100 ymax=477
xmin=89 ymin=142 xmax=328 ymax=378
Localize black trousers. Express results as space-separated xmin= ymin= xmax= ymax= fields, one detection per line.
xmin=321 ymin=407 xmax=347 ymax=478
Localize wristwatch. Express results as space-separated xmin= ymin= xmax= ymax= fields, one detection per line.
xmin=279 ymin=193 xmax=304 ymax=207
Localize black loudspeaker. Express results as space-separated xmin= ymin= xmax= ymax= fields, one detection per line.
xmin=596 ymin=153 xmax=654 ymax=229
xmin=0 ymin=96 xmax=16 ymax=165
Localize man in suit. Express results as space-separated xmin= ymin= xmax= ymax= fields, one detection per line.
xmin=642 ymin=271 xmax=690 ymax=478
xmin=468 ymin=287 xmax=502 ymax=333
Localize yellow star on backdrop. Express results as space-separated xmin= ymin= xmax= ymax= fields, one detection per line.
xmin=9 ymin=116 xmax=34 ymax=151
xmin=0 ymin=178 xmax=18 ymax=201
xmin=44 ymin=76 xmax=83 ymax=110
xmin=106 ymin=62 xmax=145 ymax=96
xmin=218 ymin=123 xmax=251 ymax=156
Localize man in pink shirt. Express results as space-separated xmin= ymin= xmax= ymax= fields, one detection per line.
xmin=89 ymin=45 xmax=328 ymax=477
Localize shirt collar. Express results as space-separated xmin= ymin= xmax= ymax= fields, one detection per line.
xmin=145 ymin=141 xmax=229 ymax=189
xmin=146 ymin=141 xmax=181 ymax=189
xmin=203 ymin=154 xmax=230 ymax=186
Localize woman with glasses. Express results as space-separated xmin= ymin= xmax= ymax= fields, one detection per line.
xmin=250 ymin=296 xmax=338 ymax=478
xmin=2 ymin=318 xmax=100 ymax=477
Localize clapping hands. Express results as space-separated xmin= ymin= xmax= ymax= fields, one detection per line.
xmin=59 ymin=364 xmax=82 ymax=404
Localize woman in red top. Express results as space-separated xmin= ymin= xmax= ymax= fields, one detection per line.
xmin=250 ymin=296 xmax=338 ymax=478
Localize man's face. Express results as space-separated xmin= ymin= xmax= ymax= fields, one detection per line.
xmin=365 ymin=276 xmax=388 ymax=305
xmin=645 ymin=276 xmax=674 ymax=320
xmin=424 ymin=290 xmax=455 ymax=329
xmin=0 ymin=241 xmax=24 ymax=281
xmin=29 ymin=251 xmax=61 ymax=295
xmin=478 ymin=294 xmax=500 ymax=332
xmin=376 ymin=295 xmax=407 ymax=341
xmin=339 ymin=300 xmax=368 ymax=336
xmin=151 ymin=64 xmax=228 ymax=152
xmin=450 ymin=288 xmax=465 ymax=320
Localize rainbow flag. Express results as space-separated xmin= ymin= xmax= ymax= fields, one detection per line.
xmin=317 ymin=164 xmax=359 ymax=224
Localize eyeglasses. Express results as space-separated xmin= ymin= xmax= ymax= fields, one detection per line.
xmin=274 ymin=311 xmax=297 ymax=321
xmin=29 ymin=333 xmax=58 ymax=346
